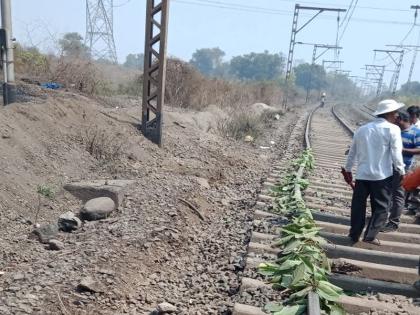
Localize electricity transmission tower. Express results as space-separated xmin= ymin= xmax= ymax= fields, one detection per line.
xmin=85 ymin=0 xmax=118 ymax=63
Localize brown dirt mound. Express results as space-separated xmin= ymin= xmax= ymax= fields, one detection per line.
xmin=0 ymin=84 xmax=302 ymax=314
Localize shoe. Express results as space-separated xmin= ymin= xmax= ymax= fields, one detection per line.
xmin=347 ymin=234 xmax=359 ymax=244
xmin=362 ymin=238 xmax=381 ymax=246
xmin=380 ymin=223 xmax=398 ymax=233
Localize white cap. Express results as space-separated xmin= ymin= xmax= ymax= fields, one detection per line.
xmin=373 ymin=99 xmax=405 ymax=116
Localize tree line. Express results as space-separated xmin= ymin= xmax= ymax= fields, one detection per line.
xmin=18 ymin=32 xmax=420 ymax=101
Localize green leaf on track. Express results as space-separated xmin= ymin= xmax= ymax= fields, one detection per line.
xmin=264 ymin=303 xmax=284 ymax=312
xmin=289 ymin=286 xmax=312 ymax=299
xmin=291 ymin=263 xmax=307 ymax=286
xmin=273 ymin=304 xmax=306 ymax=315
xmin=283 ymin=240 xmax=302 ymax=253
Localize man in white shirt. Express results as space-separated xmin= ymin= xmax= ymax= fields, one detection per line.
xmin=343 ymin=99 xmax=405 ymax=245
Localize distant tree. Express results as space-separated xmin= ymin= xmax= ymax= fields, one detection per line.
xmin=326 ymin=72 xmax=359 ymax=99
xmin=58 ymin=32 xmax=89 ymax=58
xmin=294 ymin=63 xmax=326 ymax=91
xmin=124 ymin=53 xmax=144 ymax=69
xmin=400 ymin=81 xmax=420 ymax=96
xmin=229 ymin=51 xmax=285 ymax=81
xmin=190 ymin=47 xmax=225 ymax=76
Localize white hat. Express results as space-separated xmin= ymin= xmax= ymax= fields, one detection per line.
xmin=373 ymin=99 xmax=405 ymax=116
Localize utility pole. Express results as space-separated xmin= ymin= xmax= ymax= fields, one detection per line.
xmin=1 ymin=0 xmax=16 ymax=105
xmin=407 ymin=6 xmax=419 ymax=82
xmin=296 ymin=42 xmax=342 ymax=103
xmin=86 ymin=0 xmax=118 ymax=63
xmin=141 ymin=0 xmax=169 ymax=147
xmin=282 ymin=4 xmax=346 ymax=108
xmin=373 ymin=49 xmax=404 ymax=95
xmin=386 ymin=44 xmax=420 ymax=83
xmin=364 ymin=64 xmax=385 ymax=96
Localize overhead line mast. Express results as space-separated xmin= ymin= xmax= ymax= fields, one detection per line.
xmin=282 ymin=4 xmax=346 ymax=108
xmin=373 ymin=49 xmax=404 ymax=96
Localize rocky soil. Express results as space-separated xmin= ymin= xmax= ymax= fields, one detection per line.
xmin=0 ymin=83 xmax=304 ymax=315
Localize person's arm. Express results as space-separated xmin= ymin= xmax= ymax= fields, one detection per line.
xmin=344 ymin=131 xmax=358 ymax=172
xmin=390 ymin=126 xmax=405 ymax=175
xmin=402 ymin=148 xmax=420 ymax=154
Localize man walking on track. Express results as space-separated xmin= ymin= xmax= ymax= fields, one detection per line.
xmin=343 ymin=99 xmax=405 ymax=245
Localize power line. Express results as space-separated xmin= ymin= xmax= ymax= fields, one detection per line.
xmin=191 ymin=0 xmax=410 ymax=13
xmin=173 ymin=0 xmax=414 ymax=26
xmin=113 ymin=0 xmax=131 ymax=8
xmin=339 ymin=0 xmax=354 ymax=28
xmin=338 ymin=0 xmax=358 ymax=43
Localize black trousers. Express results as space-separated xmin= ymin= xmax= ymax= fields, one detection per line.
xmin=388 ymin=171 xmax=405 ymax=226
xmin=349 ymin=176 xmax=393 ymax=241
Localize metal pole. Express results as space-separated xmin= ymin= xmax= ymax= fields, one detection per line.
xmin=1 ymin=0 xmax=16 ymax=105
xmin=141 ymin=0 xmax=169 ymax=146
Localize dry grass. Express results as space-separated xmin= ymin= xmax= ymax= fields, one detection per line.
xmin=217 ymin=111 xmax=264 ymax=141
xmin=165 ymin=59 xmax=284 ymax=110
xmin=80 ymin=125 xmax=126 ymax=163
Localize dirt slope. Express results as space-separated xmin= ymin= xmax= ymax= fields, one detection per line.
xmin=0 ymin=83 xmax=303 ymax=315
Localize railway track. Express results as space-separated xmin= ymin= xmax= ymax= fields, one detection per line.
xmin=233 ymin=105 xmax=420 ymax=315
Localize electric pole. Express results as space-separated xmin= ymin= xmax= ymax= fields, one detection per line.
xmin=364 ymin=64 xmax=385 ymax=96
xmin=86 ymin=0 xmax=118 ymax=63
xmin=373 ymin=49 xmax=404 ymax=95
xmin=386 ymin=44 xmax=420 ymax=83
xmin=142 ymin=0 xmax=169 ymax=147
xmin=282 ymin=4 xmax=346 ymax=108
xmin=296 ymin=42 xmax=342 ymax=103
xmin=1 ymin=0 xmax=16 ymax=105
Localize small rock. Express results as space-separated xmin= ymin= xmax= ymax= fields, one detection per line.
xmin=58 ymin=211 xmax=82 ymax=232
xmin=157 ymin=302 xmax=177 ymax=313
xmin=80 ymin=197 xmax=116 ymax=221
xmin=195 ymin=177 xmax=210 ymax=189
xmin=13 ymin=273 xmax=25 ymax=280
xmin=31 ymin=223 xmax=59 ymax=243
xmin=48 ymin=239 xmax=64 ymax=251
xmin=77 ymin=276 xmax=105 ymax=293
xmin=244 ymin=135 xmax=254 ymax=142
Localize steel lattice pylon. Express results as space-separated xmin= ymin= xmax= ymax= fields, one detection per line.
xmin=86 ymin=0 xmax=118 ymax=63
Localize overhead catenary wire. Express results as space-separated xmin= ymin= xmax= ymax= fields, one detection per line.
xmin=173 ymin=0 xmax=414 ymax=26
xmin=187 ymin=0 xmax=410 ymax=13
xmin=400 ymin=8 xmax=418 ymax=45
xmin=338 ymin=0 xmax=358 ymax=43
xmin=113 ymin=0 xmax=131 ymax=8
xmin=339 ymin=0 xmax=354 ymax=28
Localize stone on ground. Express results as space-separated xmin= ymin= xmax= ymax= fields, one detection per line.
xmin=157 ymin=302 xmax=177 ymax=313
xmin=77 ymin=276 xmax=105 ymax=293
xmin=48 ymin=239 xmax=64 ymax=251
xmin=80 ymin=197 xmax=116 ymax=221
xmin=64 ymin=179 xmax=135 ymax=207
xmin=57 ymin=211 xmax=82 ymax=232
xmin=31 ymin=223 xmax=59 ymax=244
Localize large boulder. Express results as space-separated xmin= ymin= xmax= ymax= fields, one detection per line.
xmin=64 ymin=179 xmax=135 ymax=207
xmin=80 ymin=197 xmax=116 ymax=221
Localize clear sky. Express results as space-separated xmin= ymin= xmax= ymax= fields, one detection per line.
xmin=11 ymin=0 xmax=420 ymax=86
